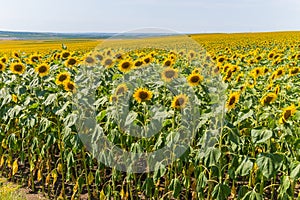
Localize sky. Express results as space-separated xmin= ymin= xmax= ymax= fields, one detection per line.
xmin=1 ymin=0 xmax=300 ymax=33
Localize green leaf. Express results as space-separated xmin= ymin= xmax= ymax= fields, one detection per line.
xmin=241 ymin=190 xmax=263 ymax=200
xmin=169 ymin=178 xmax=182 ymax=198
xmin=251 ymin=128 xmax=272 ymax=144
xmin=236 ymin=157 xmax=253 ymax=176
xmin=212 ymin=183 xmax=231 ymax=200
xmin=204 ymin=147 xmax=221 ymax=167
xmin=290 ymin=162 xmax=300 ymax=180
xmin=256 ymin=153 xmax=275 ymax=179
xmin=234 ymin=110 xmax=254 ymax=126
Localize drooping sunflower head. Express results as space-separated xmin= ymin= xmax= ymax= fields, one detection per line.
xmin=171 ymin=94 xmax=188 ymax=110
xmin=63 ymin=81 xmax=76 ymax=92
xmin=65 ymin=57 xmax=78 ymax=67
xmin=260 ymin=92 xmax=277 ymax=106
xmin=133 ymin=88 xmax=153 ymax=103
xmin=35 ymin=63 xmax=50 ymax=77
xmin=10 ymin=63 xmax=26 ymax=75
xmin=118 ymin=59 xmax=133 ymax=73
xmin=187 ymin=73 xmax=203 ymax=87
xmin=279 ymin=104 xmax=297 ymax=124
xmin=289 ymin=67 xmax=299 ymax=77
xmin=161 ymin=67 xmax=178 ymax=82
xmin=0 ymin=62 xmax=6 ymax=72
xmin=226 ymin=91 xmax=240 ymax=110
xmin=55 ymin=72 xmax=71 ymax=85
xmin=115 ymin=83 xmax=128 ymax=96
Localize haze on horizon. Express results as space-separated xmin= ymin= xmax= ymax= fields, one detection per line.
xmin=1 ymin=0 xmax=300 ymax=34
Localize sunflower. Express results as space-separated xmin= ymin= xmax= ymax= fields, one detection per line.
xmin=187 ymin=73 xmax=203 ymax=87
xmin=163 ymin=59 xmax=173 ymax=67
xmin=109 ymin=95 xmax=118 ymax=103
xmin=65 ymin=57 xmax=77 ymax=67
xmin=0 ymin=62 xmax=6 ymax=72
xmin=289 ymin=67 xmax=299 ymax=77
xmin=84 ymin=56 xmax=96 ymax=65
xmin=63 ymin=81 xmax=76 ymax=92
xmin=133 ymin=88 xmax=153 ymax=103
xmin=102 ymin=58 xmax=114 ymax=68
xmin=1 ymin=56 xmax=7 ymax=63
xmin=161 ymin=67 xmax=178 ymax=82
xmin=226 ymin=92 xmax=240 ymax=110
xmin=115 ymin=83 xmax=128 ymax=95
xmin=61 ymin=51 xmax=71 ymax=59
xmin=275 ymin=67 xmax=285 ymax=78
xmin=236 ymin=73 xmax=244 ymax=83
xmin=143 ymin=56 xmax=152 ymax=65
xmin=29 ymin=54 xmax=40 ymax=63
xmin=279 ymin=104 xmax=297 ymax=124
xmin=134 ymin=59 xmax=144 ymax=68
xmin=118 ymin=59 xmax=133 ymax=73
xmin=10 ymin=63 xmax=26 ymax=75
xmin=171 ymin=94 xmax=188 ymax=109
xmin=55 ymin=72 xmax=71 ymax=85
xmin=217 ymin=56 xmax=226 ymax=63
xmin=251 ymin=67 xmax=263 ymax=79
xmin=260 ymin=93 xmax=277 ymax=106
xmin=192 ymin=68 xmax=201 ymax=74
xmin=35 ymin=63 xmax=50 ymax=77
xmin=94 ymin=53 xmax=104 ymax=61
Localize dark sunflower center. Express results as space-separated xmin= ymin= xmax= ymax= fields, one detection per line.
xmin=229 ymin=96 xmax=236 ymax=106
xmin=164 ymin=60 xmax=171 ymax=66
xmin=291 ymin=68 xmax=298 ymax=74
xmin=62 ymin=52 xmax=70 ymax=58
xmin=116 ymin=87 xmax=125 ymax=95
xmin=96 ymin=54 xmax=103 ymax=61
xmin=14 ymin=64 xmax=23 ymax=72
xmin=115 ymin=54 xmax=122 ymax=59
xmin=191 ymin=75 xmax=200 ymax=83
xmin=218 ymin=57 xmax=225 ymax=62
xmin=139 ymin=91 xmax=149 ymax=100
xmin=68 ymin=83 xmax=75 ymax=90
xmin=1 ymin=58 xmax=6 ymax=62
xmin=144 ymin=58 xmax=150 ymax=64
xmin=256 ymin=69 xmax=260 ymax=75
xmin=31 ymin=56 xmax=39 ymax=62
xmin=86 ymin=57 xmax=95 ymax=64
xmin=165 ymin=70 xmax=175 ymax=78
xmin=265 ymin=96 xmax=273 ymax=104
xmin=68 ymin=59 xmax=76 ymax=65
xmin=175 ymin=97 xmax=185 ymax=107
xmin=277 ymin=70 xmax=283 ymax=76
xmin=135 ymin=61 xmax=143 ymax=67
xmin=105 ymin=59 xmax=113 ymax=65
xmin=39 ymin=66 xmax=48 ymax=73
xmin=59 ymin=75 xmax=67 ymax=82
xmin=0 ymin=63 xmax=3 ymax=70
xmin=284 ymin=110 xmax=291 ymax=120
xmin=121 ymin=62 xmax=130 ymax=69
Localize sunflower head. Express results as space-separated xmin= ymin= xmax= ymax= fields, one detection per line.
xmin=118 ymin=59 xmax=133 ymax=73
xmin=279 ymin=104 xmax=297 ymax=124
xmin=84 ymin=56 xmax=96 ymax=65
xmin=65 ymin=57 xmax=78 ymax=67
xmin=161 ymin=67 xmax=178 ymax=82
xmin=110 ymin=95 xmax=118 ymax=103
xmin=226 ymin=92 xmax=240 ymax=110
xmin=289 ymin=67 xmax=299 ymax=77
xmin=163 ymin=59 xmax=173 ymax=67
xmin=55 ymin=72 xmax=71 ymax=85
xmin=274 ymin=84 xmax=280 ymax=95
xmin=63 ymin=81 xmax=76 ymax=92
xmin=35 ymin=63 xmax=50 ymax=77
xmin=115 ymin=83 xmax=128 ymax=95
xmin=1 ymin=56 xmax=7 ymax=63
xmin=102 ymin=58 xmax=114 ymax=68
xmin=171 ymin=94 xmax=188 ymax=110
xmin=134 ymin=59 xmax=144 ymax=68
xmin=260 ymin=92 xmax=277 ymax=106
xmin=133 ymin=88 xmax=153 ymax=103
xmin=29 ymin=54 xmax=40 ymax=63
xmin=0 ymin=62 xmax=6 ymax=72
xmin=275 ymin=67 xmax=285 ymax=78
xmin=187 ymin=73 xmax=203 ymax=87
xmin=61 ymin=51 xmax=71 ymax=59
xmin=10 ymin=63 xmax=26 ymax=75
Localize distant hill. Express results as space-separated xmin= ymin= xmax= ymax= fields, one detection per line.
xmin=0 ymin=31 xmax=180 ymax=40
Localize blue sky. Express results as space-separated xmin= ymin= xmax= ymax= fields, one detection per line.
xmin=1 ymin=0 xmax=300 ymax=33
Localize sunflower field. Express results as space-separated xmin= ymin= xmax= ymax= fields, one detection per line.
xmin=0 ymin=32 xmax=300 ymax=200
